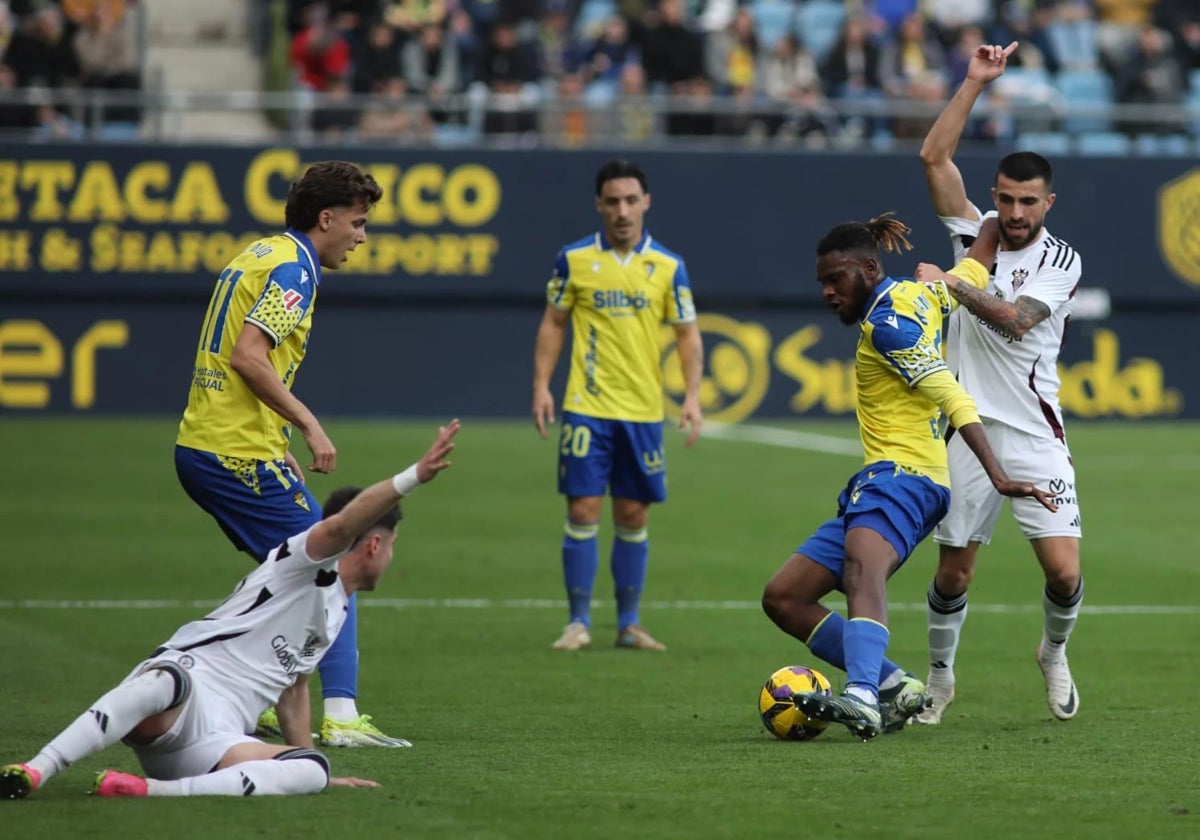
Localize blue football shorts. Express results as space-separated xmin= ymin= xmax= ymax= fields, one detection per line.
xmin=796 ymin=461 xmax=951 ymax=585
xmin=557 ymin=411 xmax=667 ymax=503
xmin=175 ymin=445 xmax=322 ymax=563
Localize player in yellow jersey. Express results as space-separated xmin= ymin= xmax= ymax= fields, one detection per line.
xmin=175 ymin=161 xmax=407 ymax=748
xmin=761 ymin=214 xmax=1056 ymax=740
xmin=531 ymin=159 xmax=704 ymax=653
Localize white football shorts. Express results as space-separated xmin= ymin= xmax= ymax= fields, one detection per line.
xmin=934 ymin=419 xmax=1082 ymax=546
xmin=121 ymin=651 xmax=259 ymax=780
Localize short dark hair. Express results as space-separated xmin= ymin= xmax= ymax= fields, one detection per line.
xmin=816 ymin=212 xmax=913 ymax=260
xmin=595 ymin=159 xmax=648 ymax=196
xmin=997 ymin=151 xmax=1053 ymax=189
xmin=285 ymin=161 xmax=384 ymax=231
xmin=322 ymin=486 xmax=401 ymax=545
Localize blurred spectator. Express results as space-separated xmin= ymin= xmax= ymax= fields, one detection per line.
xmin=352 ymin=18 xmax=402 ymax=93
xmin=478 ymin=18 xmax=539 ymax=134
xmin=289 ymin=3 xmax=352 ymax=91
xmin=357 ymin=74 xmax=435 ymax=141
xmin=73 ymin=0 xmax=139 ymax=123
xmin=863 ymin=0 xmax=918 ymax=36
xmin=310 ymin=73 xmax=360 ymax=138
xmin=946 ymin=24 xmax=984 ymax=87
xmin=922 ymin=0 xmax=990 ymax=48
xmin=613 ymin=60 xmax=655 ymax=141
xmin=1155 ymin=0 xmax=1200 ymax=81
xmin=446 ymin=7 xmax=479 ymax=85
xmin=760 ymin=33 xmax=821 ymax=102
xmin=694 ymin=0 xmax=737 ymax=37
xmin=641 ymin=0 xmax=704 ymax=89
xmin=988 ymin=0 xmax=1060 ymax=74
xmin=820 ymin=16 xmax=881 ymax=97
xmin=891 ymin=68 xmax=946 ymax=138
xmin=665 ymin=77 xmax=716 ymax=136
xmin=704 ymin=5 xmax=757 ymax=97
xmin=0 ymin=61 xmax=36 ymax=132
xmin=580 ymin=17 xmax=634 ymax=86
xmin=0 ymin=3 xmax=14 ymax=56
xmin=3 ymin=4 xmax=79 ymax=89
xmin=537 ymin=3 xmax=576 ymax=79
xmin=402 ymin=21 xmax=461 ymax=96
xmin=1115 ymin=24 xmax=1187 ymax=136
xmin=1094 ymin=0 xmax=1157 ymax=76
xmin=776 ymin=80 xmax=839 ymax=147
xmin=878 ymin=12 xmax=945 ymax=98
xmin=542 ymin=70 xmax=589 ymax=146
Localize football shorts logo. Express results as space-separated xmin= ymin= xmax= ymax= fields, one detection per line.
xmin=1011 ymin=267 xmax=1028 ymax=292
xmin=293 ymin=491 xmax=311 ymax=511
xmin=1047 ymin=478 xmax=1067 ymax=495
xmin=282 ymin=290 xmax=304 ymax=311
xmin=1158 ymin=168 xmax=1200 ymax=288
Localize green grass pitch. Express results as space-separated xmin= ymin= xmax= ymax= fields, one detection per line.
xmin=1 ymin=418 xmax=1197 ymax=838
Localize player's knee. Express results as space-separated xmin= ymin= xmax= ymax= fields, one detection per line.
xmin=1044 ymin=567 xmax=1081 ymax=599
xmin=761 ymin=578 xmax=797 ymax=623
xmin=147 ymin=662 xmax=193 ymax=711
xmin=936 ymin=550 xmax=976 ymax=594
xmin=274 ymin=747 xmax=331 ymax=793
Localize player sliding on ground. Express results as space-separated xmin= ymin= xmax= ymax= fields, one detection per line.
xmin=761 ymin=215 xmax=1056 ymax=740
xmin=1 ymin=421 xmax=459 ymax=799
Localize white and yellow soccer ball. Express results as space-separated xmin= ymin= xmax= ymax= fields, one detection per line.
xmin=758 ymin=665 xmax=834 ymax=741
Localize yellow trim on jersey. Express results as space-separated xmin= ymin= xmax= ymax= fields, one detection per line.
xmin=914 ymin=369 xmax=981 ymax=430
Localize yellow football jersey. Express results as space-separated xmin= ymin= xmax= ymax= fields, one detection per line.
xmin=177 ymin=230 xmax=322 ymax=460
xmin=856 ymin=277 xmax=956 ymax=486
xmin=547 ymin=231 xmax=696 ymax=422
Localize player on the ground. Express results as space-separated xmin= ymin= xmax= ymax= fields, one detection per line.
xmin=531 ymin=159 xmax=704 ymax=652
xmin=175 ymin=161 xmax=407 ymax=747
xmin=761 ymin=214 xmax=1056 ymax=741
xmin=0 ymin=421 xmax=459 ymax=800
xmin=913 ymin=42 xmax=1086 ymax=724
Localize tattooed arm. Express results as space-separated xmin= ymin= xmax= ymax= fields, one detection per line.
xmin=945 ymin=284 xmax=1051 ymax=340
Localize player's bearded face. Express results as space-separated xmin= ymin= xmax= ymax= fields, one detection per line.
xmin=993 ymin=176 xmax=1054 ymax=250
xmin=596 ymin=178 xmax=650 ymax=249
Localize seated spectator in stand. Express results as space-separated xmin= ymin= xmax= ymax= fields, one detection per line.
xmin=1115 ymin=24 xmax=1187 ymax=136
xmin=614 ymin=60 xmax=655 ymax=142
xmin=478 ymin=18 xmax=540 ymax=136
xmin=581 ymin=17 xmax=634 ymax=87
xmin=820 ymin=16 xmax=881 ymax=98
xmin=761 ymin=36 xmax=837 ymax=146
xmin=357 ymin=74 xmax=434 ymax=142
xmin=704 ymin=5 xmax=757 ymax=97
xmin=1155 ymin=0 xmax=1200 ymax=79
xmin=641 ymin=0 xmax=703 ymax=90
xmin=542 ymin=70 xmax=590 ymax=147
xmin=1094 ymin=0 xmax=1157 ymax=76
xmin=383 ymin=0 xmax=446 ymax=37
xmin=879 ymin=12 xmax=946 ymax=100
xmin=3 ymin=3 xmax=79 ymax=89
xmin=73 ymin=0 xmax=140 ymax=124
xmin=290 ymin=3 xmax=352 ymax=91
xmin=403 ymin=22 xmax=461 ymax=100
xmin=353 ymin=18 xmax=403 ymax=93
xmin=60 ymin=0 xmax=126 ymax=28
xmin=310 ymin=73 xmax=360 ymax=139
xmin=538 ymin=3 xmax=577 ymax=80
xmin=988 ymin=0 xmax=1059 ymax=75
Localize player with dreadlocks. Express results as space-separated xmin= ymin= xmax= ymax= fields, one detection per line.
xmin=761 ymin=214 xmax=1056 ymax=740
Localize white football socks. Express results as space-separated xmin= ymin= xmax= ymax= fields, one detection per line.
xmin=926 ymin=582 xmax=968 ymax=686
xmin=147 ymin=756 xmax=328 ymax=796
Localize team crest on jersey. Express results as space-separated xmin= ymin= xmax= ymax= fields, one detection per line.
xmin=645 ymin=263 xmax=656 ymax=279
xmin=1158 ymin=168 xmax=1200 ymax=288
xmin=1011 ymin=267 xmax=1028 ymax=292
xmin=282 ymin=290 xmax=304 ymax=311
xmin=293 ymin=491 xmax=310 ymax=511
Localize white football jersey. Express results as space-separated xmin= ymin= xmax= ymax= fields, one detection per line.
xmin=938 ymin=204 xmax=992 ymax=377
xmin=939 ymin=213 xmax=1082 ymax=440
xmin=152 ymin=527 xmax=349 ymax=730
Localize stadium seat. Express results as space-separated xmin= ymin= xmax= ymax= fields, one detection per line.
xmin=753 ymin=0 xmax=795 ymax=51
xmin=795 ymin=0 xmax=844 ymax=62
xmin=1076 ymin=131 xmax=1130 ymax=156
xmin=1015 ymin=132 xmax=1072 ymax=156
xmin=1056 ymin=70 xmax=1112 ymax=133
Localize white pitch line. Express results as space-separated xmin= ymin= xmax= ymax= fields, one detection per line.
xmin=0 ymin=599 xmax=1196 ymax=616
xmin=704 ymin=422 xmax=862 ymax=457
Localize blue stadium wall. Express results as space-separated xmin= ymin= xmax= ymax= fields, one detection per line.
xmin=1 ymin=143 xmax=1196 ymax=420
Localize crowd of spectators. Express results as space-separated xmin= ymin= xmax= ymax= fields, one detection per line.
xmin=0 ymin=0 xmax=141 ymax=138
xmin=284 ymin=0 xmax=1200 ymax=146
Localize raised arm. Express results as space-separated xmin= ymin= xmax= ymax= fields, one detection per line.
xmin=920 ymin=42 xmax=1018 ymax=220
xmin=303 ymin=420 xmax=460 ymax=561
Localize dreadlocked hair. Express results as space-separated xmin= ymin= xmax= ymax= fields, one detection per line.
xmin=816 ymin=212 xmax=914 ymax=258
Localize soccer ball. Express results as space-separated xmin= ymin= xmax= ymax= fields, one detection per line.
xmin=758 ymin=665 xmax=834 ymax=741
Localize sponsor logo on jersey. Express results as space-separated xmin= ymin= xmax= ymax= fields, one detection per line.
xmin=593 ymin=290 xmax=649 ymax=310
xmin=282 ymin=290 xmax=304 ymax=311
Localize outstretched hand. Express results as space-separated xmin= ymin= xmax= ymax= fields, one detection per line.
xmin=416 ymin=419 xmax=461 ymax=483
xmin=329 ymin=776 xmax=380 ymax=788
xmin=994 ymin=478 xmax=1058 ymax=513
xmin=967 ymin=41 xmax=1018 ymax=85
